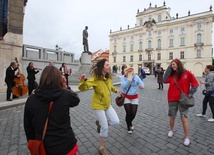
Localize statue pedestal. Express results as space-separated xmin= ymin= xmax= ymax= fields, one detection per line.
xmin=81 ymin=52 xmax=92 ymax=65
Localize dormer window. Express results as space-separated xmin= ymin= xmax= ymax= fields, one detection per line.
xmin=158 ymin=15 xmax=162 ymax=22
xmin=140 ymin=19 xmax=143 ymax=26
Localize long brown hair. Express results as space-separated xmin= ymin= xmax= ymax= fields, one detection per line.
xmin=91 ymin=58 xmax=112 ymax=80
xmin=171 ymin=58 xmax=184 ymax=80
xmin=39 ymin=66 xmax=63 ymax=88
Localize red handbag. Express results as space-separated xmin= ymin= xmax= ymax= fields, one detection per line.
xmin=28 ymin=101 xmax=53 ymax=155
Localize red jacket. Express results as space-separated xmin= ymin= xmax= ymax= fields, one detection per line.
xmin=164 ymin=70 xmax=199 ymax=102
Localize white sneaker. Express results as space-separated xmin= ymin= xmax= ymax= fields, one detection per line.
xmin=208 ymin=118 xmax=214 ymax=122
xmin=168 ymin=131 xmax=173 ymax=138
xmin=184 ymin=138 xmax=190 ymax=146
xmin=130 ymin=126 xmax=134 ymax=130
xmin=127 ymin=130 xmax=132 ymax=134
xmin=196 ymin=114 xmax=206 ymax=117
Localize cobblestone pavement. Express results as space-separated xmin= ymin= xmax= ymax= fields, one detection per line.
xmin=0 ymin=76 xmax=214 ymax=155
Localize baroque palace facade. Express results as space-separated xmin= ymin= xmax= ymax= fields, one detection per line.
xmin=109 ymin=2 xmax=214 ymax=77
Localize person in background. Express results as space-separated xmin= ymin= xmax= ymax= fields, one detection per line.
xmin=78 ymin=59 xmax=120 ymax=155
xmin=5 ymin=62 xmax=20 ymax=101
xmin=153 ymin=65 xmax=157 ymax=78
xmin=59 ymin=63 xmax=71 ymax=88
xmin=138 ymin=66 xmax=146 ymax=81
xmin=121 ymin=64 xmax=127 ymax=75
xmin=26 ymin=62 xmax=40 ymax=95
xmin=49 ymin=61 xmax=54 ymax=66
xmin=163 ymin=58 xmax=199 ymax=146
xmin=196 ymin=65 xmax=214 ymax=122
xmin=156 ymin=64 xmax=164 ymax=90
xmin=121 ymin=67 xmax=144 ymax=134
xmin=24 ymin=66 xmax=80 ymax=155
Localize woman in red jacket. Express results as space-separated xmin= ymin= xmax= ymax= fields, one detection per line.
xmin=163 ymin=58 xmax=199 ymax=146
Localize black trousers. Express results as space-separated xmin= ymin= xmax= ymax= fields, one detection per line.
xmin=6 ymin=81 xmax=13 ymax=100
xmin=28 ymin=80 xmax=34 ymax=95
xmin=203 ymin=95 xmax=214 ymax=118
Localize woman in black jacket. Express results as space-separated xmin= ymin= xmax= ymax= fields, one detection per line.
xmin=26 ymin=62 xmax=40 ymax=95
xmin=24 ymin=66 xmax=80 ymax=155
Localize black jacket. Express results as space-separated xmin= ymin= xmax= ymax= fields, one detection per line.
xmin=27 ymin=66 xmax=39 ymax=80
xmin=24 ymin=84 xmax=80 ymax=155
xmin=4 ymin=66 xmax=18 ymax=83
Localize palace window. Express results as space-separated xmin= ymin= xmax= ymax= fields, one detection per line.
xmin=139 ymin=55 xmax=142 ymax=61
xmin=169 ymin=52 xmax=173 ymax=60
xmin=130 ymin=55 xmax=133 ymax=62
xmin=123 ymin=45 xmax=126 ymax=52
xmin=158 ymin=39 xmax=161 ymax=48
xmin=130 ymin=44 xmax=134 ymax=51
xmin=148 ymin=53 xmax=151 ymax=61
xmin=180 ymin=51 xmax=184 ymax=59
xmin=169 ymin=39 xmax=174 ymax=47
xmin=123 ymin=56 xmax=126 ymax=62
xmin=196 ymin=50 xmax=201 ymax=58
xmin=114 ymin=38 xmax=117 ymax=43
xmin=148 ymin=40 xmax=152 ymax=48
xmin=180 ymin=37 xmax=185 ymax=46
xmin=157 ymin=53 xmax=161 ymax=60
xmin=113 ymin=57 xmax=116 ymax=63
xmin=197 ymin=24 xmax=202 ymax=29
xmin=114 ymin=45 xmax=117 ymax=52
xmin=139 ymin=42 xmax=143 ymax=51
xmin=197 ymin=33 xmax=202 ymax=43
xmin=181 ymin=27 xmax=185 ymax=32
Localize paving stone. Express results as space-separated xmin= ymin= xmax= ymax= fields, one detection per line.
xmin=0 ymin=76 xmax=214 ymax=154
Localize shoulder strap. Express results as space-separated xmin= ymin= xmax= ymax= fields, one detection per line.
xmin=42 ymin=101 xmax=53 ymax=140
xmin=173 ymin=75 xmax=184 ymax=94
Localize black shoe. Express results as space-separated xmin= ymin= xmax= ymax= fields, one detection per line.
xmin=158 ymin=88 xmax=160 ymax=89
xmin=7 ymin=99 xmax=12 ymax=101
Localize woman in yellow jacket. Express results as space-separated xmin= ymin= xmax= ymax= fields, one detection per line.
xmin=78 ymin=59 xmax=120 ymax=155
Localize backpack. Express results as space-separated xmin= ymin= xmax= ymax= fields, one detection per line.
xmin=141 ymin=69 xmax=146 ymax=79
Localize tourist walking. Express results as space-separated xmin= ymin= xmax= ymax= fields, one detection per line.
xmin=121 ymin=67 xmax=144 ymax=134
xmin=78 ymin=59 xmax=120 ymax=155
xmin=24 ymin=66 xmax=80 ymax=155
xmin=163 ymin=58 xmax=199 ymax=146
xmin=196 ymin=65 xmax=214 ymax=122
xmin=59 ymin=63 xmax=71 ymax=88
xmin=156 ymin=64 xmax=164 ymax=90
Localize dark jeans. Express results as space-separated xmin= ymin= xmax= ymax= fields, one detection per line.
xmin=202 ymin=95 xmax=214 ymax=118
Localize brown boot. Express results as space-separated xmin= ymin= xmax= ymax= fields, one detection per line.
xmin=95 ymin=120 xmax=101 ymax=133
xmin=98 ymin=147 xmax=109 ymax=155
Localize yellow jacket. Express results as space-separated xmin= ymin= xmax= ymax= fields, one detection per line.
xmin=78 ymin=76 xmax=117 ymax=110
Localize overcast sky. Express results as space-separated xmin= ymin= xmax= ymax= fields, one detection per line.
xmin=23 ymin=0 xmax=214 ymax=60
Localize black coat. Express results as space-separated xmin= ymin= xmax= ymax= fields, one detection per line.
xmin=4 ymin=66 xmax=18 ymax=83
xmin=27 ymin=66 xmax=39 ymax=80
xmin=24 ymin=84 xmax=80 ymax=155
